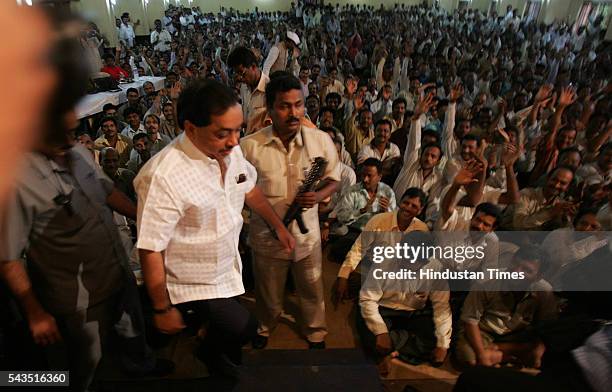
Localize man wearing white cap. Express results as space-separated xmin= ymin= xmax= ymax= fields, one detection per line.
xmin=262 ymin=31 xmax=301 ymax=77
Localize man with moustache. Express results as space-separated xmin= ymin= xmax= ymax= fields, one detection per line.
xmin=135 ymin=79 xmax=294 ymax=376
xmin=241 ymin=72 xmax=340 ymax=349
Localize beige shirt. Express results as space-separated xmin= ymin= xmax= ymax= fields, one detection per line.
xmin=511 ymin=187 xmax=556 ymax=230
xmin=461 ymin=280 xmax=558 ymax=336
xmin=338 ymin=212 xmax=429 ymax=279
xmin=344 ymin=113 xmax=374 ymax=160
xmin=240 ymin=72 xmax=270 ymax=135
xmin=241 ymin=125 xmax=340 ymax=260
xmin=94 ymin=134 xmax=132 ymax=166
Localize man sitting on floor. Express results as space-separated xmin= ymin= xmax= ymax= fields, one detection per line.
xmin=456 ymin=245 xmax=558 ymax=368
xmin=328 ymin=158 xmax=396 ymax=263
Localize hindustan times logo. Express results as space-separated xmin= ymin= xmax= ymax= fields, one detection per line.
xmin=372 ymin=242 xmax=487 ymax=264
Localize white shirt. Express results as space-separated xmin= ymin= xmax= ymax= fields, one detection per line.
xmin=150 ymin=29 xmax=172 ymax=52
xmin=357 ymin=142 xmax=400 ymax=164
xmin=134 ymin=134 xmax=257 ymax=304
xmin=119 ymin=23 xmax=136 ymax=48
xmin=121 ymin=123 xmax=146 ymax=140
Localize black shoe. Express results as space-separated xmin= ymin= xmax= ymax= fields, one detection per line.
xmin=126 ymin=358 xmax=175 ymax=377
xmin=252 ymin=334 xmax=268 ymax=349
xmin=308 ymin=341 xmax=326 ymax=349
xmin=195 ymin=348 xmax=241 ymax=379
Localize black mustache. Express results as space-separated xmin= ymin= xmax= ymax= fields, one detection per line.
xmin=287 ymin=117 xmax=300 ymax=123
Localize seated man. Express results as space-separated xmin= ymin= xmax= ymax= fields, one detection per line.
xmin=94 ymin=116 xmax=132 ymax=166
xmin=456 ymin=245 xmax=558 ymax=368
xmin=358 ymin=230 xmax=451 ymax=368
xmin=357 ymin=119 xmax=401 ymax=178
xmin=101 ymin=147 xmax=136 ymax=202
xmin=126 ymin=133 xmax=151 ymax=175
xmin=101 ymin=53 xmax=129 ymax=81
xmin=508 ymin=166 xmax=576 ymax=230
xmin=333 ymin=187 xmax=429 ymax=302
xmin=328 ymin=158 xmax=396 ymax=262
xmin=121 ymin=107 xmax=146 ymax=140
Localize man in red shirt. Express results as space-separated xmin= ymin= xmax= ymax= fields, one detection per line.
xmin=101 ymin=53 xmax=129 ymax=81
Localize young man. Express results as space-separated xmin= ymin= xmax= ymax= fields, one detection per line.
xmin=121 ymin=107 xmax=146 ymax=140
xmin=357 ymin=119 xmax=401 ymax=167
xmin=241 ymin=72 xmax=340 ymax=349
xmin=94 ymin=116 xmax=132 ymax=167
xmin=126 ymin=133 xmax=150 ymax=175
xmin=227 ymin=46 xmax=270 ymax=135
xmin=135 ymin=80 xmax=294 ymax=375
xmin=101 ymin=53 xmax=129 ymax=81
xmin=456 ymin=246 xmax=558 ymax=368
xmin=334 ymin=188 xmax=430 ymax=303
xmin=328 ymin=158 xmax=396 ymax=262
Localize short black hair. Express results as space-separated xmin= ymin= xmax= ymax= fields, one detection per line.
xmin=392 ymin=97 xmax=407 ymax=108
xmin=473 ymin=202 xmax=502 ymax=227
xmin=422 ymin=129 xmax=440 ymax=143
xmin=461 ymin=134 xmax=481 ymax=145
xmin=133 ymin=132 xmax=148 ymax=144
xmin=361 ymin=157 xmax=383 ymax=174
xmin=400 ymin=187 xmax=427 ymax=207
xmin=375 ymin=118 xmax=392 ymax=130
xmin=265 ymin=71 xmax=302 ymax=108
xmin=100 ymin=116 xmax=118 ymax=128
xmin=126 ymin=87 xmax=139 ymax=95
xmin=124 ymin=107 xmax=141 ymax=118
xmin=559 ymin=146 xmax=582 ymax=159
xmin=420 ymin=142 xmax=443 ymax=158
xmin=514 ymin=244 xmax=545 ymax=271
xmin=325 ymin=92 xmax=341 ymax=102
xmin=103 ymin=103 xmax=117 ymax=112
xmin=573 ymin=206 xmax=601 ymax=227
xmin=227 ymin=46 xmax=258 ymax=69
xmin=177 ymin=79 xmax=239 ymax=128
xmin=320 ymin=106 xmax=335 ymax=116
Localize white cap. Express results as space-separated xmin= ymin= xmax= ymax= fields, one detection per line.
xmin=287 ymin=31 xmax=300 ymax=45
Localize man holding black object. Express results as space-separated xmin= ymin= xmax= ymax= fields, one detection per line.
xmin=135 ymin=80 xmax=294 ymax=375
xmin=241 ymin=72 xmax=340 ymax=349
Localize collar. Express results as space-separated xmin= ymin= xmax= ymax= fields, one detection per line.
xmin=255 ymin=72 xmax=269 ymax=93
xmin=178 ymin=132 xmax=215 ymax=163
xmin=263 ymin=125 xmax=304 ymax=148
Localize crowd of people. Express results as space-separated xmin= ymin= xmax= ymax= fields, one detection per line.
xmin=0 ymin=2 xmax=611 ymax=391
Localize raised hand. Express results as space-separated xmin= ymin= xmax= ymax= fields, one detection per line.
xmin=501 ymin=143 xmax=520 ymax=166
xmin=558 ymin=85 xmax=577 ymax=108
xmin=169 ymin=81 xmax=182 ymax=101
xmin=453 ymin=159 xmax=482 ymax=186
xmin=353 ymin=94 xmax=365 ymax=111
xmin=449 ymin=83 xmax=464 ymax=103
xmin=413 ymin=91 xmax=435 ymax=118
xmin=534 ymin=83 xmax=554 ymax=103
xmin=346 ymin=77 xmax=358 ymax=96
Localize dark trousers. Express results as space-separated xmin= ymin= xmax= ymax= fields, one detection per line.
xmin=453 ymin=359 xmax=593 ymax=392
xmin=356 ymin=305 xmax=436 ymax=363
xmin=329 ymin=227 xmax=361 ymax=263
xmin=48 ymin=272 xmax=155 ymax=392
xmin=175 ymin=297 xmax=258 ymax=365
